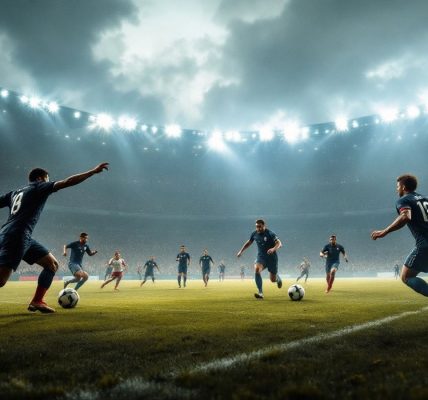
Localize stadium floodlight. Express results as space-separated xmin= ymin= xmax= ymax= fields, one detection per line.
xmin=351 ymin=120 xmax=359 ymax=129
xmin=46 ymin=101 xmax=59 ymax=113
xmin=151 ymin=126 xmax=158 ymax=134
xmin=29 ymin=97 xmax=41 ymax=109
xmin=300 ymin=126 xmax=310 ymax=140
xmin=74 ymin=111 xmax=81 ymax=119
xmin=334 ymin=117 xmax=349 ymax=132
xmin=224 ymin=130 xmax=241 ymax=142
xmin=20 ymin=95 xmax=29 ymax=104
xmin=118 ymin=116 xmax=137 ymax=131
xmin=283 ymin=121 xmax=302 ymax=144
xmin=165 ymin=124 xmax=182 ymax=138
xmin=141 ymin=124 xmax=148 ymax=132
xmin=378 ymin=107 xmax=398 ymax=123
xmin=258 ymin=126 xmax=274 ymax=142
xmin=95 ymin=113 xmax=114 ymax=130
xmin=208 ymin=130 xmax=227 ymax=152
xmin=406 ymin=105 xmax=420 ymax=119
xmin=0 ymin=89 xmax=9 ymax=98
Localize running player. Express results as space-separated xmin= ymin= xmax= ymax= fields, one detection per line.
xmin=101 ymin=251 xmax=128 ymax=290
xmin=240 ymin=265 xmax=246 ymax=280
xmin=296 ymin=257 xmax=310 ymax=283
xmin=320 ymin=235 xmax=348 ymax=293
xmin=199 ymin=249 xmax=214 ymax=287
xmin=372 ymin=174 xmax=428 ymax=297
xmin=237 ymin=219 xmax=283 ymax=299
xmin=176 ymin=245 xmax=190 ymax=288
xmin=63 ymin=233 xmax=98 ymax=291
xmin=104 ymin=262 xmax=113 ymax=281
xmin=218 ymin=260 xmax=226 ymax=281
xmin=394 ymin=263 xmax=400 ymax=279
xmin=0 ymin=162 xmax=108 ymax=313
xmin=140 ymin=256 xmax=160 ymax=286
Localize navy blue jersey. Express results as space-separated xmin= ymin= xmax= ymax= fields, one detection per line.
xmin=250 ymin=229 xmax=280 ymax=258
xmin=66 ymin=241 xmax=92 ymax=265
xmin=322 ymin=243 xmax=345 ymax=264
xmin=199 ymin=255 xmax=213 ymax=269
xmin=0 ymin=181 xmax=56 ymax=235
xmin=144 ymin=260 xmax=158 ymax=274
xmin=177 ymin=252 xmax=190 ymax=267
xmin=396 ymin=192 xmax=428 ymax=247
xmin=218 ymin=263 xmax=226 ymax=272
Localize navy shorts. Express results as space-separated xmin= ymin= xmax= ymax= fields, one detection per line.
xmin=202 ymin=267 xmax=210 ymax=276
xmin=68 ymin=262 xmax=83 ymax=275
xmin=256 ymin=254 xmax=278 ymax=274
xmin=404 ymin=247 xmax=428 ymax=272
xmin=0 ymin=233 xmax=50 ymax=271
xmin=144 ymin=271 xmax=154 ymax=279
xmin=178 ymin=265 xmax=188 ymax=274
xmin=325 ymin=262 xmax=340 ymax=273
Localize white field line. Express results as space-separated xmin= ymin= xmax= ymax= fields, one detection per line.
xmin=184 ymin=305 xmax=428 ymax=374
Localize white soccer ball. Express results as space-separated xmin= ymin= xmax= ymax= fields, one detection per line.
xmin=58 ymin=288 xmax=80 ymax=309
xmin=288 ymin=284 xmax=305 ymax=301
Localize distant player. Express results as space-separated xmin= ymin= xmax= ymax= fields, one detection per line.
xmin=296 ymin=257 xmax=310 ymax=283
xmin=0 ymin=162 xmax=108 ymax=313
xmin=63 ymin=233 xmax=98 ymax=291
xmin=140 ymin=256 xmax=160 ymax=286
xmin=372 ymin=174 xmax=428 ymax=297
xmin=199 ymin=249 xmax=214 ymax=287
xmin=218 ymin=260 xmax=226 ymax=281
xmin=101 ymin=251 xmax=127 ymax=290
xmin=104 ymin=262 xmax=113 ymax=281
xmin=240 ymin=265 xmax=246 ymax=280
xmin=136 ymin=264 xmax=143 ymax=280
xmin=320 ymin=235 xmax=348 ymax=293
xmin=394 ymin=264 xmax=400 ymax=279
xmin=237 ymin=219 xmax=283 ymax=299
xmin=176 ymin=245 xmax=190 ymax=288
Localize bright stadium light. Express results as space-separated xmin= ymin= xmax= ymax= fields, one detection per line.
xmin=20 ymin=95 xmax=29 ymax=104
xmin=378 ymin=107 xmax=398 ymax=123
xmin=0 ymin=89 xmax=9 ymax=98
xmin=300 ymin=126 xmax=310 ymax=140
xmin=258 ymin=126 xmax=274 ymax=142
xmin=46 ymin=101 xmax=59 ymax=113
xmin=151 ymin=126 xmax=158 ymax=134
xmin=165 ymin=124 xmax=182 ymax=138
xmin=95 ymin=113 xmax=114 ymax=130
xmin=74 ymin=111 xmax=81 ymax=119
xmin=224 ymin=130 xmax=241 ymax=142
xmin=118 ymin=116 xmax=137 ymax=131
xmin=29 ymin=97 xmax=41 ymax=109
xmin=283 ymin=121 xmax=302 ymax=144
xmin=351 ymin=120 xmax=359 ymax=129
xmin=141 ymin=124 xmax=148 ymax=132
xmin=406 ymin=105 xmax=421 ymax=119
xmin=335 ymin=116 xmax=349 ymax=132
xmin=207 ymin=130 xmax=227 ymax=152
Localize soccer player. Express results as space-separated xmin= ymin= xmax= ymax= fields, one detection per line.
xmin=394 ymin=263 xmax=400 ymax=279
xmin=176 ymin=245 xmax=190 ymax=288
xmin=218 ymin=260 xmax=226 ymax=281
xmin=63 ymin=233 xmax=98 ymax=291
xmin=199 ymin=249 xmax=214 ymax=287
xmin=320 ymin=235 xmax=348 ymax=293
xmin=240 ymin=265 xmax=246 ymax=280
xmin=372 ymin=174 xmax=428 ymax=297
xmin=104 ymin=262 xmax=113 ymax=281
xmin=236 ymin=219 xmax=283 ymax=299
xmin=0 ymin=162 xmax=108 ymax=313
xmin=140 ymin=256 xmax=160 ymax=286
xmin=101 ymin=251 xmax=128 ymax=290
xmin=296 ymin=257 xmax=310 ymax=283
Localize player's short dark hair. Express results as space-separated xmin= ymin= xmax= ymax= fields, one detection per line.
xmin=397 ymin=174 xmax=418 ymax=192
xmin=28 ymin=168 xmax=48 ymax=182
xmin=80 ymin=232 xmax=88 ymax=238
xmin=330 ymin=235 xmax=336 ymax=239
xmin=255 ymin=219 xmax=265 ymax=226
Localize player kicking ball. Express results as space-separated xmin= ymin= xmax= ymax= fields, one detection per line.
xmin=0 ymin=163 xmax=108 ymax=313
xmin=237 ymin=219 xmax=283 ymax=299
xmin=101 ymin=251 xmax=127 ymax=290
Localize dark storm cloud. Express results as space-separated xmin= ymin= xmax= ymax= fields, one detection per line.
xmin=0 ymin=0 xmax=165 ymax=120
xmin=204 ymin=0 xmax=428 ymax=128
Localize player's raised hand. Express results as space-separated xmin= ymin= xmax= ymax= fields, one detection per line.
xmin=92 ymin=163 xmax=109 ymax=174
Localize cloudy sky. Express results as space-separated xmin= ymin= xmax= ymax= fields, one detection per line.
xmin=1 ymin=0 xmax=428 ymax=131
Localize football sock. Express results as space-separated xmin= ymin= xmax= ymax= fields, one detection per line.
xmin=276 ymin=275 xmax=282 ymax=284
xmin=328 ymin=273 xmax=335 ymax=289
xmin=32 ymin=269 xmax=55 ymax=302
xmin=66 ymin=277 xmax=80 ymax=285
xmin=75 ymin=278 xmax=87 ymax=291
xmin=183 ymin=276 xmax=187 ymax=286
xmin=178 ymin=275 xmax=181 ymax=286
xmin=406 ymin=277 xmax=428 ymax=297
xmin=255 ymin=272 xmax=263 ymax=293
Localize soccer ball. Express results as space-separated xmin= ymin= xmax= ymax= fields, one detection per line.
xmin=58 ymin=288 xmax=80 ymax=308
xmin=288 ymin=284 xmax=305 ymax=301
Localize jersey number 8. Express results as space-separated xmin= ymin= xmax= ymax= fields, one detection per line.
xmin=11 ymin=192 xmax=24 ymax=215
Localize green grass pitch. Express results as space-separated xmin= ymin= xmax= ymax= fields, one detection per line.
xmin=0 ymin=278 xmax=427 ymax=399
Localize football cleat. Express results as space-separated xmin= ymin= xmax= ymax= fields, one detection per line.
xmin=254 ymin=293 xmax=264 ymax=299
xmin=28 ymin=301 xmax=55 ymax=313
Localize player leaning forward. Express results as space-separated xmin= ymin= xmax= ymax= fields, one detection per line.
xmin=372 ymin=174 xmax=428 ymax=297
xmin=0 ymin=163 xmax=109 ymax=313
xmin=237 ymin=219 xmax=283 ymax=299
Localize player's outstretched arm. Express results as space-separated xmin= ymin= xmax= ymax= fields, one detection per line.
xmin=237 ymin=240 xmax=253 ymax=257
xmin=53 ymin=163 xmax=109 ymax=191
xmin=371 ymin=209 xmax=411 ymax=240
xmin=63 ymin=245 xmax=67 ymax=257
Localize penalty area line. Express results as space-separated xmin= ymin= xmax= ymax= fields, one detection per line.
xmin=184 ymin=305 xmax=428 ymax=374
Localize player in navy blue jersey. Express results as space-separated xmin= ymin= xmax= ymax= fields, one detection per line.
xmin=0 ymin=162 xmax=108 ymax=313
xmin=140 ymin=256 xmax=160 ymax=286
xmin=218 ymin=260 xmax=226 ymax=281
xmin=237 ymin=219 xmax=283 ymax=299
xmin=63 ymin=233 xmax=98 ymax=291
xmin=372 ymin=174 xmax=428 ymax=297
xmin=176 ymin=245 xmax=190 ymax=288
xmin=199 ymin=249 xmax=214 ymax=287
xmin=320 ymin=235 xmax=348 ymax=293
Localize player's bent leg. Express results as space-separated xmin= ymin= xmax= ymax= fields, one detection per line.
xmin=0 ymin=267 xmax=13 ymax=287
xmin=254 ymin=263 xmax=264 ymax=299
xmin=401 ymin=265 xmax=428 ymax=296
xmin=75 ymin=271 xmax=88 ymax=291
